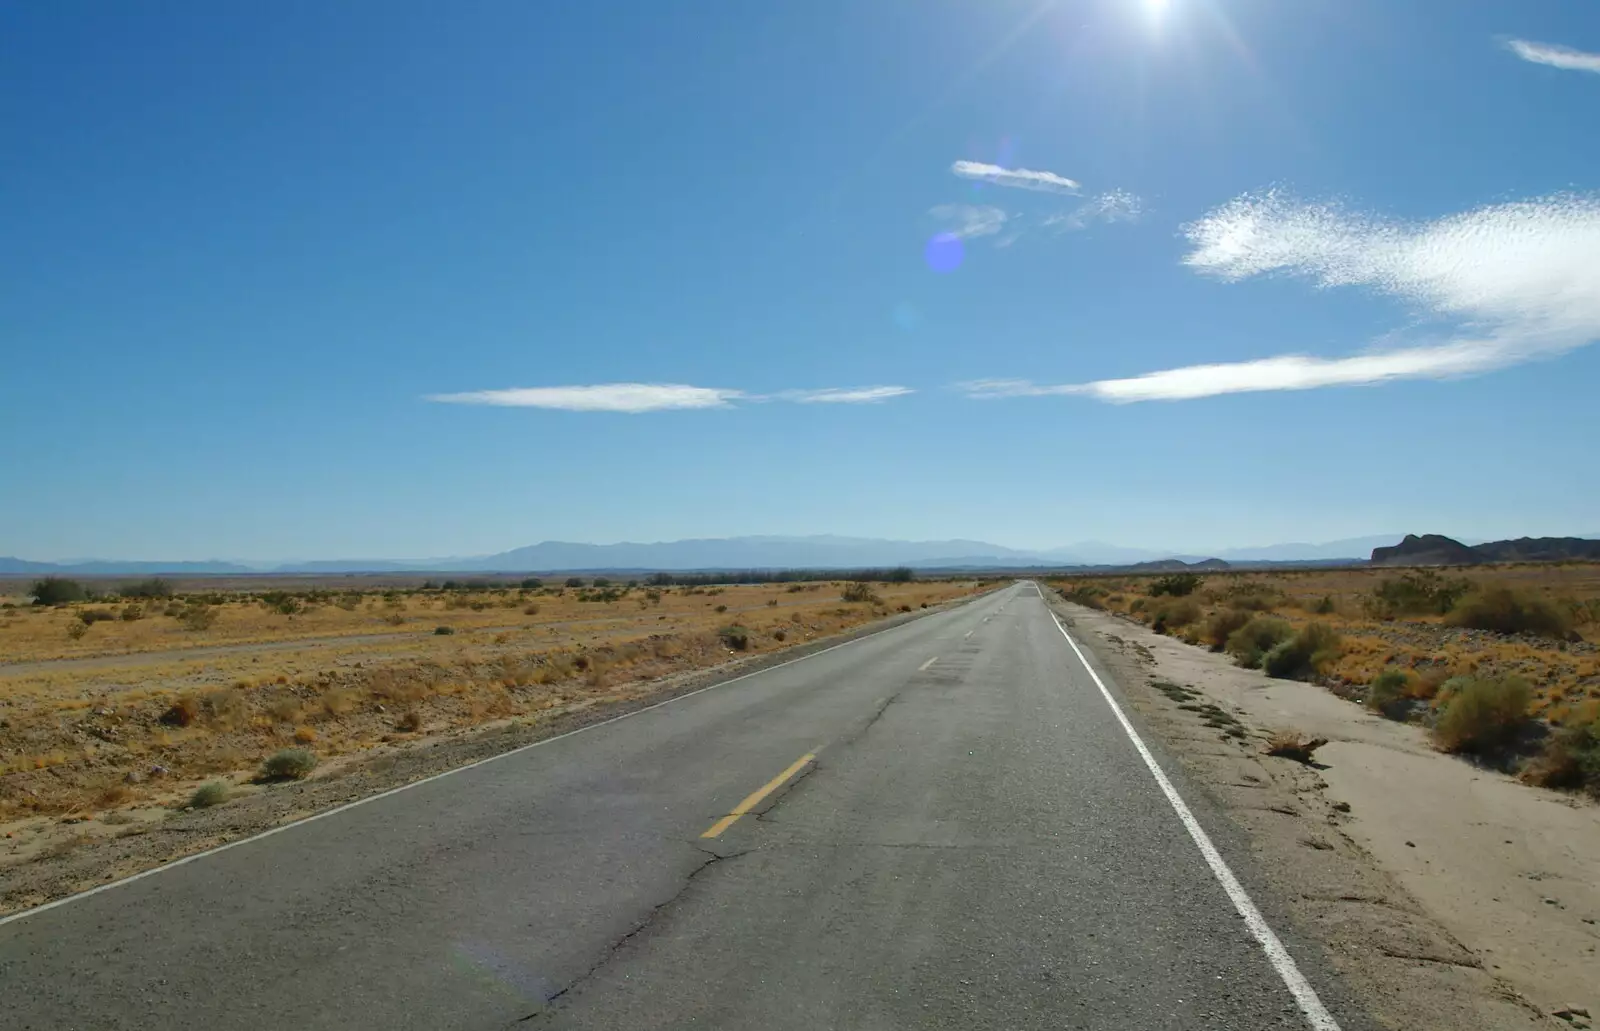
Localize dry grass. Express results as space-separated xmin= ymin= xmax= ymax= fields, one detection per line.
xmin=1265 ymin=730 xmax=1328 ymax=764
xmin=0 ymin=579 xmax=983 ymax=823
xmin=1049 ymin=563 xmax=1600 ymax=721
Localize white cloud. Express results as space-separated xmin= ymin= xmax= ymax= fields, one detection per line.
xmin=428 ymin=383 xmax=915 ymax=411
xmin=1506 ymin=38 xmax=1600 ymax=74
xmin=929 ymin=204 xmax=1008 ymax=240
xmin=427 ymin=384 xmax=743 ymax=413
xmin=951 ymin=160 xmax=1080 ymax=194
xmin=780 ymin=386 xmax=915 ymax=404
xmin=1046 ymin=189 xmax=1144 ymax=232
xmin=966 ymin=190 xmax=1600 ymax=402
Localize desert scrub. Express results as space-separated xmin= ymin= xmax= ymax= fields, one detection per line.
xmin=1149 ymin=598 xmax=1201 ymax=634
xmin=1148 ymin=573 xmax=1203 ymax=597
xmin=1224 ymin=617 xmax=1293 ymax=670
xmin=1432 ymin=675 xmax=1532 ymax=754
xmin=1524 ymin=713 xmax=1600 ymax=794
xmin=716 ymin=625 xmax=752 ymax=651
xmin=1202 ymin=609 xmax=1252 ymax=651
xmin=1260 ymin=622 xmax=1342 ymax=680
xmin=189 ymin=781 xmax=231 ymax=808
xmin=259 ymin=748 xmax=318 ymax=781
xmin=1365 ymin=668 xmax=1412 ymax=719
xmin=1446 ymin=587 xmax=1571 ymax=639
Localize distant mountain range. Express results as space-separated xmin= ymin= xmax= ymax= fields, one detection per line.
xmin=1371 ymin=534 xmax=1600 ymax=566
xmin=4 ymin=532 xmax=1594 ymax=576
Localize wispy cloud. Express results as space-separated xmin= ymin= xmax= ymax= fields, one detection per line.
xmin=428 ymin=384 xmax=743 ymax=412
xmin=779 ymin=386 xmax=915 ymax=404
xmin=429 ymin=383 xmax=914 ymax=412
xmin=1046 ymin=189 xmax=1145 ymax=232
xmin=1506 ymin=38 xmax=1600 ymax=74
xmin=951 ymin=160 xmax=1080 ymax=194
xmin=929 ymin=204 xmax=1007 ymax=240
xmin=965 ymin=190 xmax=1600 ymax=402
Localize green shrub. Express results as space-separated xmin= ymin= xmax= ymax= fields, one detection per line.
xmin=190 ymin=781 xmax=231 ymax=808
xmin=1432 ymin=676 xmax=1532 ymax=753
xmin=1225 ymin=617 xmax=1293 ymax=669
xmin=1445 ymin=587 xmax=1571 ymax=639
xmin=1366 ymin=668 xmax=1411 ymax=719
xmin=180 ymin=605 xmax=217 ymax=631
xmin=564 ymin=577 xmax=585 ymax=588
xmin=1150 ymin=598 xmax=1201 ymax=634
xmin=1060 ymin=584 xmax=1105 ymax=609
xmin=841 ymin=582 xmax=881 ymax=604
xmin=717 ymin=625 xmax=752 ymax=651
xmin=1148 ymin=573 xmax=1203 ymax=598
xmin=1365 ymin=571 xmax=1472 ymax=618
xmin=1261 ymin=622 xmax=1343 ymax=680
xmin=30 ymin=576 xmax=87 ymax=606
xmin=433 ymin=625 xmax=455 ymax=635
xmin=1203 ymin=608 xmax=1253 ymax=652
xmin=1312 ymin=596 xmax=1336 ymax=615
xmin=259 ymin=748 xmax=318 ymax=781
xmin=1525 ymin=718 xmax=1600 ymax=794
xmin=119 ymin=578 xmax=174 ymax=599
xmin=519 ymin=578 xmax=543 ymax=589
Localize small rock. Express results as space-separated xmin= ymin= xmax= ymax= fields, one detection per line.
xmin=148 ymin=765 xmax=170 ymax=779
xmin=1543 ymin=897 xmax=1560 ymax=906
xmin=1331 ymin=801 xmax=1351 ymax=813
xmin=1554 ymin=1007 xmax=1590 ymax=1021
xmin=123 ymin=771 xmax=144 ymax=784
xmin=1405 ymin=841 xmax=1416 ymax=847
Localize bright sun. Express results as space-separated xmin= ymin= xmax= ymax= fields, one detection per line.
xmin=1144 ymin=0 xmax=1170 ymax=17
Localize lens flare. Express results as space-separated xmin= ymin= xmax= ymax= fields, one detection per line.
xmin=924 ymin=233 xmax=964 ymax=273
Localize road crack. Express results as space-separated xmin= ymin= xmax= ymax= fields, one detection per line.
xmin=517 ymin=843 xmax=751 ymax=1023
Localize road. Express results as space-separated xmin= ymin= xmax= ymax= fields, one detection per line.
xmin=0 ymin=583 xmax=1365 ymax=1030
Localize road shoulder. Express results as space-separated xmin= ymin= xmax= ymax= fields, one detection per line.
xmin=1048 ymin=595 xmax=1589 ymax=1031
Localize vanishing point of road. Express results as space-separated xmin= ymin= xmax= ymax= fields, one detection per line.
xmin=0 ymin=583 xmax=1371 ymax=1030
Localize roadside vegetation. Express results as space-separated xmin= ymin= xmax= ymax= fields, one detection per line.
xmin=1049 ymin=562 xmax=1600 ymax=797
xmin=0 ymin=576 xmax=987 ymax=829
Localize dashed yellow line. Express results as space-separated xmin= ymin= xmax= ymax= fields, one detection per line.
xmin=700 ymin=753 xmax=816 ymax=839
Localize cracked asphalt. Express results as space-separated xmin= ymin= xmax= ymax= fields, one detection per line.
xmin=0 ymin=583 xmax=1370 ymax=1030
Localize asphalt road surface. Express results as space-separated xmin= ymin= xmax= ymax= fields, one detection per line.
xmin=0 ymin=583 xmax=1368 ymax=1030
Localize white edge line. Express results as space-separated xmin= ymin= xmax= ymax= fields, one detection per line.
xmin=918 ymin=656 xmax=938 ymax=672
xmin=0 ymin=597 xmax=988 ymax=929
xmin=1034 ymin=584 xmax=1342 ymax=1031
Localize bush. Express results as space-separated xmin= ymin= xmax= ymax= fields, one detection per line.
xmin=121 ymin=604 xmax=145 ymax=621
xmin=1445 ymin=587 xmax=1571 ymax=639
xmin=119 ymin=578 xmax=173 ymax=599
xmin=1150 ymin=598 xmax=1201 ymax=634
xmin=1525 ymin=717 xmax=1600 ymax=794
xmin=841 ymin=582 xmax=881 ymax=604
xmin=1366 ymin=668 xmax=1411 ymax=719
xmin=1365 ymin=571 xmax=1472 ymax=618
xmin=79 ymin=607 xmax=118 ymax=624
xmin=259 ymin=748 xmax=318 ymax=781
xmin=1260 ymin=623 xmax=1342 ymax=680
xmin=190 ymin=781 xmax=231 ymax=808
xmin=1202 ymin=608 xmax=1252 ymax=651
xmin=714 ymin=604 xmax=728 ymax=613
xmin=180 ymin=605 xmax=217 ymax=631
xmin=30 ymin=576 xmax=87 ymax=606
xmin=1265 ymin=730 xmax=1327 ymax=764
xmin=1060 ymin=584 xmax=1105 ymax=609
xmin=1225 ymin=617 xmax=1293 ymax=669
xmin=717 ymin=625 xmax=751 ymax=651
xmin=519 ymin=578 xmax=543 ymax=589
xmin=564 ymin=577 xmax=585 ymax=588
xmin=433 ymin=625 xmax=455 ymax=635
xmin=1432 ymin=675 xmax=1533 ymax=754
xmin=1312 ymin=596 xmax=1336 ymax=615
xmin=1148 ymin=573 xmax=1203 ymax=597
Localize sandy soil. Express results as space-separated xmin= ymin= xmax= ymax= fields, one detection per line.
xmin=1056 ymin=598 xmax=1597 ymax=1031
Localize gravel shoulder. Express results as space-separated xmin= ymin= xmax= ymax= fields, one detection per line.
xmin=1050 ymin=598 xmax=1598 ymax=1031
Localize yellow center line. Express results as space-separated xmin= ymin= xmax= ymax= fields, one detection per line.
xmin=700 ymin=752 xmax=817 ymax=839
xmin=918 ymin=656 xmax=938 ymax=672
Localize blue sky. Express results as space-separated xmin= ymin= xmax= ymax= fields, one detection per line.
xmin=4 ymin=1 xmax=1598 ymax=561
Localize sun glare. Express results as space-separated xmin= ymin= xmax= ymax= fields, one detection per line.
xmin=1143 ymin=0 xmax=1170 ymax=19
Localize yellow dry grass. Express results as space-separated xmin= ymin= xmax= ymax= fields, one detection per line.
xmin=1049 ymin=563 xmax=1600 ymax=721
xmin=0 ymin=580 xmax=984 ymax=824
